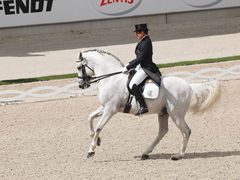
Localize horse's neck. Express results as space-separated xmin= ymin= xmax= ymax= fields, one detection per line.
xmin=95 ymin=64 xmax=120 ymax=75
xmin=95 ymin=56 xmax=126 ymax=92
xmin=89 ymin=54 xmax=123 ymax=75
xmin=87 ymin=52 xmax=128 ymax=103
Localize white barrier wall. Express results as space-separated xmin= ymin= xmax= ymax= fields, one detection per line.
xmin=0 ymin=0 xmax=240 ymax=28
xmin=1 ymin=65 xmax=240 ymax=104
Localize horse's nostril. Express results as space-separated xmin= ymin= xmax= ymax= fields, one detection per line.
xmin=84 ymin=84 xmax=90 ymax=89
xmin=79 ymin=83 xmax=90 ymax=89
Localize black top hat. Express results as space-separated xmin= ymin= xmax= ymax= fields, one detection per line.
xmin=134 ymin=23 xmax=149 ymax=32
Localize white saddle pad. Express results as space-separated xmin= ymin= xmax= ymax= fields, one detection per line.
xmin=143 ymin=80 xmax=159 ymax=99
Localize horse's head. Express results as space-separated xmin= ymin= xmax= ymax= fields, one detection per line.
xmin=77 ymin=49 xmax=125 ymax=89
xmin=77 ymin=52 xmax=94 ymax=89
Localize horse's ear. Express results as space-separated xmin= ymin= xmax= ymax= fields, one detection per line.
xmin=79 ymin=52 xmax=83 ymax=61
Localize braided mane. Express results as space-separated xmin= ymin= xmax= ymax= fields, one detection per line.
xmin=83 ymin=49 xmax=124 ymax=66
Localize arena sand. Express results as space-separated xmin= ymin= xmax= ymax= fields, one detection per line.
xmin=0 ymin=61 xmax=240 ymax=179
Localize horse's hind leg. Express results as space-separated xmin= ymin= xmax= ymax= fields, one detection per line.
xmin=170 ymin=113 xmax=191 ymax=160
xmin=141 ymin=113 xmax=169 ymax=160
xmin=88 ymin=106 xmax=104 ymax=138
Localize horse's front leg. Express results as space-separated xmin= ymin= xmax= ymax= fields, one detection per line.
xmin=88 ymin=106 xmax=104 ymax=138
xmin=87 ymin=106 xmax=116 ymax=158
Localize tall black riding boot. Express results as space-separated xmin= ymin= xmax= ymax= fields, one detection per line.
xmin=131 ymin=84 xmax=148 ymax=116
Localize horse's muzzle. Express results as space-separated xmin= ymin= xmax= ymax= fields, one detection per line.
xmin=79 ymin=82 xmax=90 ymax=89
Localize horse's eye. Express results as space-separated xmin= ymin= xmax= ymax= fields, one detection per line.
xmin=77 ymin=63 xmax=82 ymax=68
xmin=77 ymin=62 xmax=83 ymax=69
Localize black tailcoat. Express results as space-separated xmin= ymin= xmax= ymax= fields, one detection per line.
xmin=126 ymin=35 xmax=162 ymax=86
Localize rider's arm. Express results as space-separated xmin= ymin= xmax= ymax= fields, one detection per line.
xmin=126 ymin=40 xmax=150 ymax=70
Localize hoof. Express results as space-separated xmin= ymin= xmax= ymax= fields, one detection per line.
xmin=141 ymin=154 xmax=149 ymax=160
xmin=87 ymin=152 xmax=95 ymax=158
xmin=170 ymin=156 xmax=180 ymax=161
xmin=170 ymin=154 xmax=183 ymax=161
xmin=97 ymin=137 xmax=101 ymax=146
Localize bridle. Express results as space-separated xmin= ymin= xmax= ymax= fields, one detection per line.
xmin=77 ymin=60 xmax=93 ymax=89
xmin=77 ymin=52 xmax=122 ymax=89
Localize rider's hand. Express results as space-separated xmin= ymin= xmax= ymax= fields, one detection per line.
xmin=121 ymin=66 xmax=128 ymax=74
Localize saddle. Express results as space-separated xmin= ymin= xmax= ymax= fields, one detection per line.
xmin=123 ymin=70 xmax=160 ymax=113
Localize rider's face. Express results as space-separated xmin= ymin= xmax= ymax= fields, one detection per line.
xmin=136 ymin=31 xmax=145 ymax=40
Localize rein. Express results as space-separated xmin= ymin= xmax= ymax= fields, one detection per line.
xmin=78 ymin=65 xmax=122 ymax=85
xmin=89 ymin=71 xmax=122 ymax=84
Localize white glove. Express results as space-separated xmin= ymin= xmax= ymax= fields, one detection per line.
xmin=121 ymin=66 xmax=128 ymax=74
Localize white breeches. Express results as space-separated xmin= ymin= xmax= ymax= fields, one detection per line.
xmin=129 ymin=67 xmax=148 ymax=89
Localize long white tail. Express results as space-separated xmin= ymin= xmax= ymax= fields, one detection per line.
xmin=189 ymin=80 xmax=221 ymax=114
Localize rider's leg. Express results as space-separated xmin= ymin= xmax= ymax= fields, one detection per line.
xmin=131 ymin=84 xmax=149 ymax=115
xmin=129 ymin=69 xmax=148 ymax=115
xmin=129 ymin=68 xmax=148 ymax=89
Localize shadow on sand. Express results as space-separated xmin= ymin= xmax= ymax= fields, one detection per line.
xmin=134 ymin=150 xmax=240 ymax=160
xmin=92 ymin=150 xmax=240 ymax=163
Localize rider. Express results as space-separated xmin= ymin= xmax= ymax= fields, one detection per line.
xmin=122 ymin=23 xmax=162 ymax=116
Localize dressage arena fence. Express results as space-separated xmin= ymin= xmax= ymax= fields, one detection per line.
xmin=0 ymin=65 xmax=240 ymax=105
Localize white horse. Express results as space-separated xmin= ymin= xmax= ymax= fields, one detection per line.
xmin=77 ymin=49 xmax=221 ymax=160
